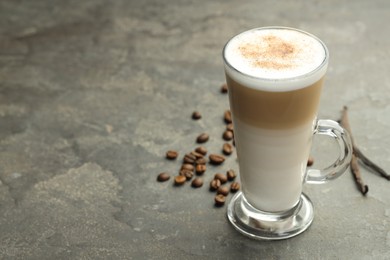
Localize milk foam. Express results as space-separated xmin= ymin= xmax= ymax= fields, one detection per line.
xmin=224 ymin=27 xmax=328 ymax=91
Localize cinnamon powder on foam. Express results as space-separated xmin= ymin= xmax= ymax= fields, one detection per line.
xmin=237 ymin=35 xmax=299 ymax=70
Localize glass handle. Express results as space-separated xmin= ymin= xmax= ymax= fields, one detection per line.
xmin=305 ymin=119 xmax=353 ymax=184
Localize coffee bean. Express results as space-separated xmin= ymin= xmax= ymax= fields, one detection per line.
xmin=226 ymin=169 xmax=236 ymax=181
xmin=307 ymin=156 xmax=314 ymax=166
xmin=166 ymin=150 xmax=178 ymax=160
xmin=222 ymin=143 xmax=233 ymax=155
xmin=192 ymin=111 xmax=202 ymax=120
xmin=174 ymin=175 xmax=186 ymax=186
xmin=191 ymin=177 xmax=203 ymax=188
xmin=230 ymin=182 xmax=240 ymax=193
xmin=157 ymin=172 xmax=170 ymax=182
xmin=217 ymin=186 xmax=229 ymax=196
xmin=196 ymin=133 xmax=209 ymax=143
xmin=195 ymin=164 xmax=206 ymax=175
xmin=214 ymin=194 xmax=226 ymax=207
xmin=209 ymin=154 xmax=225 ymax=165
xmin=210 ymin=179 xmax=221 ymax=191
xmin=183 ymin=153 xmax=196 ymax=164
xmin=214 ymin=173 xmax=228 ymax=184
xmin=196 ymin=157 xmax=207 ymax=165
xmin=220 ymin=83 xmax=228 ymax=94
xmin=226 ymin=123 xmax=234 ymax=132
xmin=195 ymin=146 xmax=207 ymax=156
xmin=224 ymin=110 xmax=232 ymax=124
xmin=181 ymin=164 xmax=194 ymax=171
xmin=190 ymin=151 xmax=204 ymax=159
xmin=180 ymin=169 xmax=193 ymax=180
xmin=222 ymin=130 xmax=234 ymax=141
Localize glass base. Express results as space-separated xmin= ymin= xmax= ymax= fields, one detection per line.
xmin=227 ymin=192 xmax=314 ymax=240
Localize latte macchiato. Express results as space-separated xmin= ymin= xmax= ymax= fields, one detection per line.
xmin=224 ymin=27 xmax=352 ymax=240
xmin=223 ymin=27 xmax=328 ymax=212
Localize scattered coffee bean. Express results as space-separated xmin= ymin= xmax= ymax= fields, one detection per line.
xmin=180 ymin=170 xmax=193 ymax=180
xmin=181 ymin=163 xmax=194 ymax=171
xmin=307 ymin=156 xmax=314 ymax=166
xmin=183 ymin=153 xmax=196 ymax=164
xmin=192 ymin=111 xmax=202 ymax=120
xmin=222 ymin=130 xmax=234 ymax=141
xmin=224 ymin=110 xmax=232 ymax=124
xmin=226 ymin=169 xmax=236 ymax=181
xmin=191 ymin=177 xmax=203 ymax=188
xmin=195 ymin=164 xmax=206 ymax=175
xmin=209 ymin=154 xmax=225 ymax=165
xmin=196 ymin=133 xmax=209 ymax=143
xmin=222 ymin=143 xmax=233 ymax=155
xmin=226 ymin=123 xmax=234 ymax=132
xmin=230 ymin=182 xmax=240 ymax=193
xmin=210 ymin=179 xmax=221 ymax=191
xmin=196 ymin=157 xmax=207 ymax=165
xmin=191 ymin=151 xmax=204 ymax=159
xmin=166 ymin=150 xmax=178 ymax=160
xmin=217 ymin=186 xmax=230 ymax=196
xmin=195 ymin=146 xmax=207 ymax=156
xmin=174 ymin=175 xmax=186 ymax=186
xmin=157 ymin=172 xmax=170 ymax=182
xmin=214 ymin=194 xmax=226 ymax=207
xmin=214 ymin=173 xmax=228 ymax=184
xmin=220 ymin=83 xmax=228 ymax=94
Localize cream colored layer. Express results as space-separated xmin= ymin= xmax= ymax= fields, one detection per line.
xmin=226 ymin=75 xmax=323 ymax=130
xmin=233 ymin=118 xmax=315 ymax=212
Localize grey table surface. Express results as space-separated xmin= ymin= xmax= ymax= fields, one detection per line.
xmin=1 ymin=0 xmax=390 ymax=259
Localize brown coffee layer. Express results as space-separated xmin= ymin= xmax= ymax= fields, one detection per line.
xmin=226 ymin=75 xmax=324 ymax=129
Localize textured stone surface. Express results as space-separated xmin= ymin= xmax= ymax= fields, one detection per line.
xmin=0 ymin=0 xmax=390 ymax=259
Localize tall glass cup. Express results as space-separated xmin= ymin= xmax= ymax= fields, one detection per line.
xmin=223 ymin=27 xmax=352 ymax=240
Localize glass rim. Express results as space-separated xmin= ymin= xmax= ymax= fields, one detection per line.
xmin=222 ymin=26 xmax=329 ymax=90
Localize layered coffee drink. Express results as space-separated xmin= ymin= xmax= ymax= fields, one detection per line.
xmin=223 ymin=27 xmax=328 ymax=212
